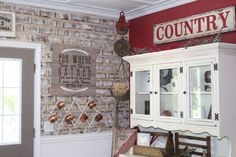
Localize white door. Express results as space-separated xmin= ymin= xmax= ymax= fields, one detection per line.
xmin=0 ymin=47 xmax=34 ymax=157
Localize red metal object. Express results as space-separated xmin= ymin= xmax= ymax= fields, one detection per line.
xmin=116 ymin=11 xmax=129 ymax=35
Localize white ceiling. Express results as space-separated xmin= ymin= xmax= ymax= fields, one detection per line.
xmin=2 ymin=0 xmax=195 ymax=19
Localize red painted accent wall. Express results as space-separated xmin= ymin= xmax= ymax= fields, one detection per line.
xmin=129 ymin=0 xmax=236 ymax=52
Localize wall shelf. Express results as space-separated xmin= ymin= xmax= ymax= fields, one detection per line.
xmin=48 ymin=97 xmax=103 ymax=134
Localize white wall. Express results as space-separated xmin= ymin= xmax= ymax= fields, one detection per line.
xmin=211 ymin=137 xmax=230 ymax=157
xmin=40 ymin=131 xmax=112 ymax=157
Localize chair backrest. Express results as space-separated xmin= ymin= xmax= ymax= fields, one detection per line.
xmin=175 ymin=133 xmax=211 ymax=157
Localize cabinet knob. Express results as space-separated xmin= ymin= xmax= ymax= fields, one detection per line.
xmin=150 ymin=91 xmax=153 ymax=94
xmin=183 ymin=91 xmax=187 ymax=94
xmin=154 ymin=91 xmax=158 ymax=94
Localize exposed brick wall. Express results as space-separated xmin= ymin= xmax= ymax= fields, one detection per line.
xmin=0 ymin=2 xmax=129 ymax=135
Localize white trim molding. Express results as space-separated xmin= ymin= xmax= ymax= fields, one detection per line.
xmin=1 ymin=0 xmax=196 ymax=19
xmin=127 ymin=0 xmax=196 ymax=19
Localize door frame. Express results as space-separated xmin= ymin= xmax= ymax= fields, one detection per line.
xmin=0 ymin=40 xmax=41 ymax=157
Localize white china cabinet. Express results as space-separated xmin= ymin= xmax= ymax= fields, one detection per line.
xmin=123 ymin=42 xmax=236 ymax=156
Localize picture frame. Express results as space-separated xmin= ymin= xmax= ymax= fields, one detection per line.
xmin=51 ymin=44 xmax=97 ymax=96
xmin=137 ymin=132 xmax=150 ymax=146
xmin=0 ymin=11 xmax=16 ymax=37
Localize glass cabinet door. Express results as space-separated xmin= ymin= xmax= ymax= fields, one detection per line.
xmin=133 ymin=68 xmax=152 ymax=117
xmin=158 ymin=67 xmax=180 ymax=119
xmin=188 ymin=64 xmax=213 ymax=121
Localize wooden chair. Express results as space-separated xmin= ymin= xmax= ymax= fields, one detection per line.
xmin=175 ymin=133 xmax=211 ymax=157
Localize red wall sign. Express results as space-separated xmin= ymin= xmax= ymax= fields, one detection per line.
xmin=153 ymin=6 xmax=235 ymax=44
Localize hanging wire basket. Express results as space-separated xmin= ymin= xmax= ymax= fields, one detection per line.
xmin=110 ymin=60 xmax=130 ymax=101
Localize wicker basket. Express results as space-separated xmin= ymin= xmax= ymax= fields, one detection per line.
xmin=110 ymin=82 xmax=130 ymax=101
xmin=110 ymin=60 xmax=130 ymax=101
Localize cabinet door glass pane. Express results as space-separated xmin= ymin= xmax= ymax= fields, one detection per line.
xmin=160 ymin=68 xmax=178 ymax=117
xmin=189 ymin=65 xmax=212 ymax=119
xmin=135 ymin=70 xmax=150 ymax=115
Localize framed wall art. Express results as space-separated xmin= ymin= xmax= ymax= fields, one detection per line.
xmin=0 ymin=11 xmax=15 ymax=37
xmin=51 ymin=44 xmax=97 ymax=96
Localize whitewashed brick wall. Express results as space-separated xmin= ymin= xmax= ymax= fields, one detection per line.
xmin=0 ymin=2 xmax=129 ymax=135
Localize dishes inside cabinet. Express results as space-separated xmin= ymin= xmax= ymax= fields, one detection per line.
xmin=204 ymin=70 xmax=211 ymax=83
xmin=204 ymin=85 xmax=211 ymax=92
xmin=161 ymin=110 xmax=172 ymax=117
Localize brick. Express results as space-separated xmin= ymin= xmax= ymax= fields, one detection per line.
xmin=96 ymin=56 xmax=105 ymax=63
xmin=63 ymin=37 xmax=78 ymax=44
xmin=15 ymin=24 xmax=24 ymax=32
xmin=23 ymin=25 xmax=38 ymax=33
xmin=92 ymin=41 xmax=113 ymax=49
xmin=102 ymin=34 xmax=115 ymax=40
xmin=79 ymin=40 xmax=92 ymax=47
xmin=31 ymin=34 xmax=47 ymax=42
xmin=54 ymin=29 xmax=70 ymax=36
xmin=47 ymin=36 xmax=61 ymax=43
xmin=58 ymin=13 xmax=70 ymax=20
xmin=96 ymin=89 xmax=110 ymax=95
xmin=96 ymin=73 xmax=106 ymax=79
xmin=107 ymin=27 xmax=116 ymax=34
xmin=15 ymin=33 xmax=32 ymax=41
xmin=40 ymin=10 xmax=55 ymax=18
xmin=88 ymin=33 xmax=100 ymax=40
xmin=101 ymin=49 xmax=114 ymax=56
xmin=88 ymin=16 xmax=101 ymax=24
xmin=31 ymin=17 xmax=45 ymax=25
xmin=96 ymin=80 xmax=112 ymax=87
xmin=45 ymin=20 xmax=57 ymax=27
xmin=74 ymin=32 xmax=89 ymax=39
xmin=94 ymin=26 xmax=107 ymax=33
xmin=80 ymin=23 xmax=93 ymax=31
xmin=16 ymin=15 xmax=30 ymax=23
xmin=23 ymin=7 xmax=40 ymax=16
xmin=74 ymin=23 xmax=80 ymax=29
xmin=63 ymin=22 xmax=74 ymax=28
xmin=102 ymin=19 xmax=116 ymax=26
xmin=71 ymin=14 xmax=88 ymax=22
xmin=38 ymin=27 xmax=53 ymax=35
xmin=56 ymin=21 xmax=63 ymax=27
xmin=14 ymin=6 xmax=26 ymax=14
